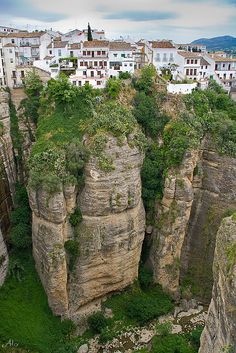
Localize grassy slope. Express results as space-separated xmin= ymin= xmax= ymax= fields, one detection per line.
xmin=0 ymin=252 xmax=66 ymax=353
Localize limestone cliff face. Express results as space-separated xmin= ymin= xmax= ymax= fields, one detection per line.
xmin=0 ymin=90 xmax=16 ymax=194
xmin=199 ymin=215 xmax=236 ymax=353
xmin=151 ymin=140 xmax=236 ymax=301
xmin=0 ymin=228 xmax=8 ymax=286
xmin=181 ymin=142 xmax=236 ymax=301
xmin=29 ymin=135 xmax=145 ymax=321
xmin=150 ymin=149 xmax=200 ymax=299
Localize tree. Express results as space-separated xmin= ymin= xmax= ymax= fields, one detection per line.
xmin=88 ymin=23 xmax=93 ymax=41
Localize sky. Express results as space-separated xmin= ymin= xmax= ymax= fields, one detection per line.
xmin=0 ymin=0 xmax=235 ymax=42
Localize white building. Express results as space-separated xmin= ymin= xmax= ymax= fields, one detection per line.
xmin=209 ymin=54 xmax=236 ymax=90
xmin=175 ymin=43 xmax=207 ymax=53
xmin=151 ymin=41 xmax=177 ymax=71
xmin=0 ymin=26 xmax=19 ymax=34
xmin=109 ymin=42 xmax=136 ymax=77
xmin=69 ymin=40 xmax=109 ymax=88
xmin=62 ymin=29 xmax=106 ymax=44
xmin=175 ymin=51 xmax=213 ymax=81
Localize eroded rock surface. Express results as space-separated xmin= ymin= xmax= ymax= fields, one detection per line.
xmin=29 ymin=136 xmax=145 ymax=322
xmin=0 ymin=228 xmax=8 ymax=286
xmin=150 ymin=149 xmax=200 ymax=298
xmin=199 ymin=215 xmax=236 ymax=353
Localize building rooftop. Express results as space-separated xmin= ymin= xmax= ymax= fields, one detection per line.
xmin=177 ymin=51 xmax=202 ymax=58
xmin=47 ymin=41 xmax=68 ymax=49
xmin=69 ymin=43 xmax=81 ymax=49
xmin=200 ymin=58 xmax=211 ymax=66
xmin=151 ymin=41 xmax=175 ymax=49
xmin=3 ymin=43 xmax=17 ymax=47
xmin=210 ymin=54 xmax=236 ymax=62
xmin=83 ymin=40 xmax=109 ymax=48
xmin=6 ymin=31 xmax=46 ymax=38
xmin=109 ymin=42 xmax=132 ymax=51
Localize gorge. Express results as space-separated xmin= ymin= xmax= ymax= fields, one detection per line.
xmin=0 ymin=69 xmax=236 ymax=353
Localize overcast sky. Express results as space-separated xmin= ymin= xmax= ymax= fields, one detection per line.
xmin=0 ymin=0 xmax=235 ymax=42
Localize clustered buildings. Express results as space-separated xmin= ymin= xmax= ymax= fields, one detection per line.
xmin=0 ymin=25 xmax=235 ymax=93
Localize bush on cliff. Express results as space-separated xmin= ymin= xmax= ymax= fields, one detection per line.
xmin=88 ymin=312 xmax=107 ymax=334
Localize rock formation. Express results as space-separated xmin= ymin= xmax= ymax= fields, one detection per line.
xmin=199 ymin=215 xmax=236 ymax=353
xmin=0 ymin=228 xmax=8 ymax=286
xmin=29 ymin=135 xmax=145 ymax=324
xmin=151 ymin=140 xmax=236 ymax=301
xmin=150 ymin=149 xmax=200 ymax=299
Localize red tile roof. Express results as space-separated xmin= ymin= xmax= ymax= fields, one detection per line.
xmin=151 ymin=41 xmax=175 ymax=48
xmin=109 ymin=42 xmax=132 ymax=51
xmin=83 ymin=40 xmax=109 ymax=48
xmin=47 ymin=41 xmax=68 ymax=48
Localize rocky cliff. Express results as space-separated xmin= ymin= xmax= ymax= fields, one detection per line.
xmin=150 ymin=149 xmax=200 ymax=299
xmin=150 ymin=140 xmax=236 ymax=301
xmin=199 ymin=215 xmax=236 ymax=353
xmin=29 ymin=135 xmax=145 ymax=324
xmin=0 ymin=228 xmax=8 ymax=286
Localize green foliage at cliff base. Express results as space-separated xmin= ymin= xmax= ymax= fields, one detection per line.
xmin=0 ymin=252 xmax=78 ymax=353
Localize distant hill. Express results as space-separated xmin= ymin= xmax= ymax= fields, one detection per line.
xmin=191 ymin=35 xmax=236 ymax=51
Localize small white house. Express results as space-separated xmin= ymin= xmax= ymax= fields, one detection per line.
xmin=167 ymin=82 xmax=198 ymax=94
xmin=108 ymin=42 xmax=135 ymax=77
xmin=151 ymin=41 xmax=177 ymax=70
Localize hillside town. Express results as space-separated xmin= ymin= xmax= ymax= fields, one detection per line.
xmin=0 ymin=24 xmax=235 ymax=96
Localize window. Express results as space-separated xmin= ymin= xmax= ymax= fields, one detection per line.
xmin=191 ymin=59 xmax=194 ymax=64
xmin=102 ymin=51 xmax=106 ymax=55
xmin=169 ymin=53 xmax=174 ymax=62
xmin=121 ymin=54 xmax=125 ymax=58
xmin=156 ymin=53 xmax=160 ymax=62
xmin=49 ymin=50 xmax=52 ymax=55
xmin=97 ymin=71 xmax=101 ymax=76
xmin=85 ymin=81 xmax=89 ymax=84
xmin=58 ymin=49 xmax=61 ymax=56
xmin=87 ymin=51 xmax=91 ymax=55
xmin=97 ymin=81 xmax=101 ymax=85
xmin=194 ymin=68 xmax=197 ymax=75
xmin=190 ymin=68 xmax=193 ymax=75
xmin=11 ymin=39 xmax=15 ymax=44
xmin=97 ymin=51 xmax=101 ymax=55
xmin=9 ymin=49 xmax=13 ymax=54
xmin=113 ymin=53 xmax=118 ymax=57
xmin=21 ymin=70 xmax=24 ymax=78
xmin=124 ymin=64 xmax=127 ymax=66
xmin=186 ymin=68 xmax=189 ymax=75
xmin=10 ymin=58 xmax=13 ymax=63
xmin=201 ymin=66 xmax=203 ymax=69
xmin=187 ymin=59 xmax=190 ymax=64
xmin=80 ymin=62 xmax=83 ymax=66
xmin=70 ymin=51 xmax=73 ymax=57
xmin=83 ymin=71 xmax=86 ymax=76
xmin=130 ymin=63 xmax=133 ymax=66
xmin=83 ymin=51 xmax=86 ymax=56
xmin=73 ymin=81 xmax=76 ymax=85
xmin=104 ymin=61 xmax=107 ymax=66
xmin=205 ymin=65 xmax=207 ymax=69
xmin=12 ymin=70 xmax=16 ymax=78
xmin=194 ymin=59 xmax=197 ymax=64
xmin=91 ymin=71 xmax=94 ymax=77
xmin=78 ymin=81 xmax=82 ymax=86
xmin=99 ymin=61 xmax=103 ymax=66
xmin=94 ymin=61 xmax=98 ymax=66
xmin=163 ymin=53 xmax=167 ymax=62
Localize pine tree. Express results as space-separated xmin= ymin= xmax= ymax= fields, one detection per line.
xmin=87 ymin=23 xmax=93 ymax=41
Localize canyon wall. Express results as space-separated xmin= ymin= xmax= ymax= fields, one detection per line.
xmin=199 ymin=215 xmax=236 ymax=353
xmin=151 ymin=140 xmax=236 ymax=302
xmin=29 ymin=135 xmax=145 ymax=324
xmin=0 ymin=89 xmax=15 ymax=285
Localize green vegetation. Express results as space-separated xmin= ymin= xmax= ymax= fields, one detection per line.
xmin=87 ymin=312 xmax=107 ymax=334
xmin=105 ymin=77 xmax=122 ymax=99
xmin=69 ymin=207 xmax=82 ymax=227
xmin=64 ymin=240 xmax=79 ymax=271
xmin=0 ymin=252 xmax=79 ymax=353
xmin=119 ymin=71 xmax=132 ymax=80
xmin=9 ymin=184 xmax=31 ymax=250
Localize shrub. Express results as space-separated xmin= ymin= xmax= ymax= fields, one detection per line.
xmin=60 ymin=319 xmax=76 ymax=337
xmin=119 ymin=72 xmax=132 ymax=80
xmin=87 ymin=312 xmax=107 ymax=334
xmin=64 ymin=240 xmax=79 ymax=271
xmin=155 ymin=321 xmax=172 ymax=336
xmin=69 ymin=208 xmax=82 ymax=227
xmin=99 ymin=327 xmax=114 ymax=344
xmin=9 ymin=224 xmax=31 ymax=249
xmin=105 ymin=77 xmax=122 ymax=99
xmin=125 ymin=286 xmax=174 ymax=325
xmin=151 ymin=334 xmax=195 ymax=353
